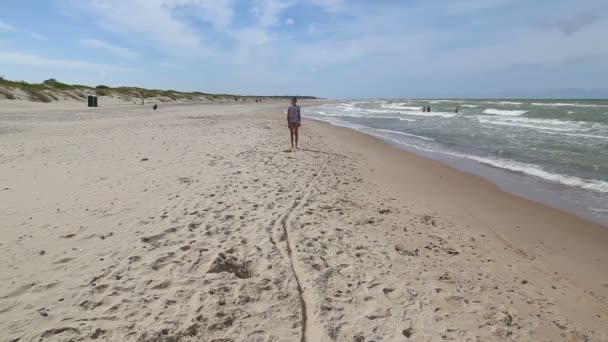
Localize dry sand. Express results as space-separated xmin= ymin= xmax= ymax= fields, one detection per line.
xmin=0 ymin=101 xmax=607 ymax=341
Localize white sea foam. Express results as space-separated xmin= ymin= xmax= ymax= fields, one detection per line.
xmin=483 ymin=109 xmax=528 ymax=116
xmin=306 ymin=103 xmax=608 ymax=207
xmin=363 ymin=108 xmax=410 ymax=114
xmin=401 ymin=111 xmax=456 ymax=118
xmin=463 ymin=156 xmax=608 ymax=193
xmin=305 ymin=111 xmax=417 ymax=122
xmin=461 ymin=104 xmax=479 ymax=108
xmin=483 ymin=101 xmax=523 ymax=105
xmin=477 ymin=116 xmax=585 ymax=132
xmin=370 ymin=133 xmax=608 ymax=193
xmin=377 ymin=129 xmax=435 ymax=141
xmin=365 ymin=131 xmax=608 ymax=194
xmin=381 ymin=103 xmax=423 ymax=111
xmin=425 ymin=100 xmax=467 ymax=104
xmin=349 ymin=101 xmax=375 ymax=105
xmin=331 ymin=104 xmax=456 ymax=118
xmin=532 ymin=102 xmax=608 ymax=108
xmin=492 ymin=117 xmax=574 ymax=126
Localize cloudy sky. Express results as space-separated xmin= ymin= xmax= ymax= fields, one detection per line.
xmin=1 ymin=0 xmax=607 ymax=98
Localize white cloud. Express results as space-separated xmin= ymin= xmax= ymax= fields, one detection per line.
xmin=0 ymin=51 xmax=133 ymax=72
xmin=0 ymin=19 xmax=47 ymax=41
xmin=250 ymin=0 xmax=342 ymax=28
xmin=80 ymin=38 xmax=137 ymax=59
xmin=422 ymin=20 xmax=608 ymax=76
xmin=229 ymin=27 xmax=274 ymax=63
xmin=234 ymin=27 xmax=272 ymax=46
xmin=69 ymin=0 xmax=206 ymax=55
xmin=21 ymin=0 xmax=605 ymax=97
xmin=0 ymin=19 xmax=16 ymax=31
xmin=309 ymin=0 xmax=344 ymax=12
xmin=164 ymin=0 xmax=235 ymax=30
xmin=252 ymin=0 xmax=295 ymax=27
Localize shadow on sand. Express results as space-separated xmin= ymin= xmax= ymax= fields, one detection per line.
xmin=297 ymin=148 xmax=345 ymax=158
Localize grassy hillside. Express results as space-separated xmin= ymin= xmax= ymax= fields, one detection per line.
xmin=0 ymin=76 xmax=317 ymax=104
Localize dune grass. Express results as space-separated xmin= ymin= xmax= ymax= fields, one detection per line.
xmin=0 ymin=76 xmax=317 ymax=103
xmin=0 ymin=88 xmax=16 ymax=100
xmin=25 ymin=90 xmax=53 ymax=103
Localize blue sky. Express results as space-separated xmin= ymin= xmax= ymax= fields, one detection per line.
xmin=1 ymin=0 xmax=607 ymax=98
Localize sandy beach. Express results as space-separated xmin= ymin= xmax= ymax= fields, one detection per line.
xmin=1 ymin=101 xmax=607 ymax=341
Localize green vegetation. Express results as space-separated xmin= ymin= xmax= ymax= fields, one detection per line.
xmin=95 ymin=88 xmax=109 ymax=96
xmin=42 ymin=78 xmax=81 ymax=90
xmin=0 ymin=76 xmax=318 ymax=103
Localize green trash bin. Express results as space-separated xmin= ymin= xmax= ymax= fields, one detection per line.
xmin=88 ymin=95 xmax=94 ymax=107
xmin=93 ymin=96 xmax=98 ymax=107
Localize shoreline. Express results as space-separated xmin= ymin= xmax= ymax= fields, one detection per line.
xmin=1 ymin=101 xmax=606 ymax=340
xmin=304 ymin=115 xmax=608 ymax=310
xmin=302 ymin=109 xmax=608 ymax=227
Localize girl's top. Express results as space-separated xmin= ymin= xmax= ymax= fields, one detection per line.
xmin=288 ymin=105 xmax=301 ymax=124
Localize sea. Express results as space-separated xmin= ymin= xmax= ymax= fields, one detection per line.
xmin=303 ymin=99 xmax=608 ymax=225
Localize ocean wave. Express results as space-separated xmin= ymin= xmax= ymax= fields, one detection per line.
xmin=483 ymin=101 xmax=523 ymax=105
xmin=490 ymin=116 xmax=575 ymax=125
xmin=381 ymin=103 xmax=423 ymax=111
xmin=367 ymin=132 xmax=608 ymax=193
xmin=425 ymin=100 xmax=467 ymax=104
xmin=464 ymin=156 xmax=608 ymax=193
xmin=483 ymin=109 xmax=528 ymax=116
xmin=369 ymin=133 xmax=608 ymax=193
xmin=349 ymin=101 xmax=376 ymax=105
xmin=305 ymin=111 xmax=417 ymax=122
xmin=365 ymin=131 xmax=608 ymax=194
xmin=477 ymin=116 xmax=585 ymax=132
xmin=461 ymin=104 xmax=479 ymax=108
xmin=538 ymin=131 xmax=608 ymax=140
xmin=532 ymin=102 xmax=608 ymax=108
xmin=305 ymin=115 xmax=370 ymax=132
xmin=319 ymin=104 xmax=456 ymax=118
xmin=399 ymin=111 xmax=456 ymax=118
xmin=376 ymin=129 xmax=435 ymax=141
xmin=463 ymin=156 xmax=608 ymax=193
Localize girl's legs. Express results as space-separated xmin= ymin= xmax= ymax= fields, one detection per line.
xmin=294 ymin=125 xmax=299 ymax=148
xmin=289 ymin=125 xmax=294 ymax=148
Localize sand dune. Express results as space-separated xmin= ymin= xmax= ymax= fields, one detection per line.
xmin=0 ymin=101 xmax=606 ymax=341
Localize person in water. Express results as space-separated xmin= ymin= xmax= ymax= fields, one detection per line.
xmin=287 ymin=97 xmax=301 ymax=149
xmin=454 ymin=106 xmax=459 ymax=113
xmin=427 ymin=106 xmax=431 ymax=112
xmin=422 ymin=106 xmax=426 ymax=112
